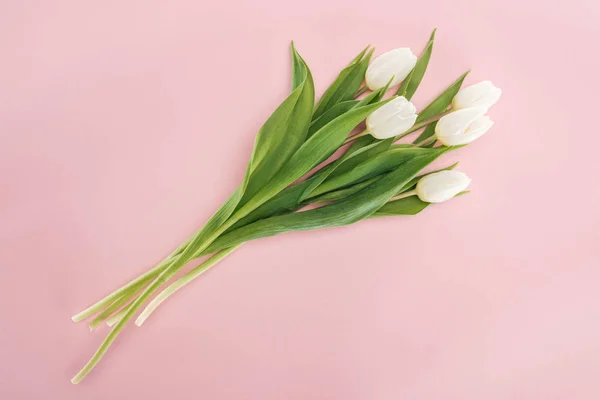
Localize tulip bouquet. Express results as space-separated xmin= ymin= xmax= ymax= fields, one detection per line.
xmin=70 ymin=30 xmax=501 ymax=383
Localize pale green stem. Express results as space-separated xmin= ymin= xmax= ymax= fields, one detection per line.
xmin=88 ymin=295 xmax=128 ymax=331
xmin=414 ymin=136 xmax=437 ymax=147
xmin=70 ymin=238 xmax=191 ymax=323
xmin=136 ymin=246 xmax=241 ymax=327
xmin=106 ymin=307 xmax=128 ymax=327
xmin=391 ymin=108 xmax=452 ymax=143
xmin=72 ymin=191 xmax=277 ymax=384
xmin=71 ymin=255 xmax=183 ymax=384
xmin=388 ymin=189 xmax=417 ymax=202
xmin=88 ymin=281 xmax=147 ymax=331
xmin=342 ymin=129 xmax=368 ymax=145
xmin=355 ymin=86 xmax=369 ymax=97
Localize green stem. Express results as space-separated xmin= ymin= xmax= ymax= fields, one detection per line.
xmin=342 ymin=129 xmax=368 ymax=145
xmin=70 ymin=238 xmax=191 ymax=323
xmin=136 ymin=246 xmax=241 ymax=326
xmin=388 ymin=189 xmax=417 ymax=202
xmin=71 ymin=254 xmax=184 ymax=384
xmin=88 ymin=281 xmax=147 ymax=331
xmin=414 ymin=136 xmax=437 ymax=147
xmin=391 ymin=109 xmax=452 ymax=143
xmin=88 ymin=295 xmax=128 ymax=331
xmin=106 ymin=307 xmax=128 ymax=327
xmin=355 ymin=86 xmax=369 ymax=97
xmin=72 ymin=184 xmax=282 ymax=383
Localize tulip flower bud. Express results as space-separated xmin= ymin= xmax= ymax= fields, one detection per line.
xmin=416 ymin=170 xmax=471 ymax=203
xmin=452 ymin=81 xmax=502 ymax=111
xmin=365 ymin=48 xmax=417 ymax=91
xmin=435 ymin=107 xmax=494 ymax=146
xmin=365 ymin=96 xmax=418 ymax=139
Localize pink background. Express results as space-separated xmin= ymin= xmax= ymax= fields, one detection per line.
xmin=1 ymin=0 xmax=599 ymax=398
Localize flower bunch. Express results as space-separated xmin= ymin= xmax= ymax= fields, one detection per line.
xmin=71 ymin=29 xmax=501 ymax=383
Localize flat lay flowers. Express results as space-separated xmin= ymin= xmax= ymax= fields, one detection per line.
xmin=70 ymin=29 xmax=501 ymax=383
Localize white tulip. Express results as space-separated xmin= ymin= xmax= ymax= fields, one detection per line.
xmin=435 ymin=107 xmax=494 ymax=146
xmin=416 ymin=170 xmax=471 ymax=203
xmin=365 ymin=96 xmax=418 ymax=139
xmin=365 ymin=48 xmax=417 ymax=91
xmin=452 ymin=81 xmax=502 ymax=111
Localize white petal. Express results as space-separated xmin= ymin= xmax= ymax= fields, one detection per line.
xmin=452 ymin=81 xmax=502 ymax=111
xmin=435 ymin=107 xmax=487 ymax=139
xmin=366 ymin=97 xmax=418 ymax=139
xmin=416 ymin=170 xmax=471 ymax=203
xmin=366 ymin=48 xmax=417 ymax=91
xmin=438 ymin=115 xmax=494 ymax=146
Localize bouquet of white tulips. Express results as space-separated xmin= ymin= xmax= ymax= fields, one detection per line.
xmin=71 ymin=30 xmax=501 ymax=383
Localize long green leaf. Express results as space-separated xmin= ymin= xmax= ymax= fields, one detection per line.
xmin=230 ymin=99 xmax=393 ymax=221
xmin=306 ymin=80 xmax=396 ymax=189
xmin=300 ymin=81 xmax=394 ymax=203
xmin=373 ymin=195 xmax=429 ymax=216
xmin=227 ymin=141 xmax=408 ymax=231
xmin=185 ymin=98 xmax=393 ymax=262
xmin=307 ymin=73 xmax=391 ymax=140
xmin=226 ymin=175 xmax=317 ymax=231
xmin=290 ymin=41 xmax=306 ymax=90
xmin=302 ymin=175 xmax=383 ymax=205
xmin=297 ymin=137 xmax=387 ymax=203
xmin=397 ymin=28 xmax=436 ymax=100
xmin=413 ymin=70 xmax=469 ymax=144
xmin=307 ymin=147 xmax=433 ymax=199
xmin=308 ymin=100 xmax=357 ymax=137
xmin=238 ymin=46 xmax=315 ymax=205
xmin=201 ymin=148 xmax=448 ymax=254
xmin=313 ymin=47 xmax=373 ymax=119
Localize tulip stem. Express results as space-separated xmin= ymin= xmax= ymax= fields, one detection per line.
xmin=136 ymin=245 xmax=241 ymax=327
xmin=389 ymin=189 xmax=417 ymax=202
xmin=414 ymin=136 xmax=437 ymax=147
xmin=392 ymin=109 xmax=452 ymax=143
xmin=355 ymin=86 xmax=369 ymax=97
xmin=342 ymin=109 xmax=452 ymax=147
xmin=342 ymin=129 xmax=368 ymax=145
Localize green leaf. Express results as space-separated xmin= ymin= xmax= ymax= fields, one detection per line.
xmin=230 ymin=99 xmax=393 ymax=220
xmin=290 ymin=41 xmax=306 ymax=90
xmin=299 ymin=81 xmax=394 ymax=203
xmin=303 ymin=175 xmax=383 ymax=205
xmin=201 ymin=147 xmax=449 ymax=254
xmin=180 ymin=46 xmax=317 ymax=260
xmin=417 ymin=70 xmax=469 ymax=122
xmin=357 ymin=78 xmax=392 ymax=105
xmin=307 ymin=81 xmax=395 ymax=186
xmin=296 ymin=137 xmax=388 ymax=202
xmin=312 ymin=47 xmax=374 ymax=119
xmin=397 ymin=28 xmax=436 ymax=100
xmin=332 ymin=137 xmax=393 ymax=176
xmin=307 ymin=147 xmax=433 ymax=199
xmin=226 ymin=175 xmax=318 ymax=232
xmin=413 ymin=70 xmax=469 ymax=144
xmin=297 ymin=138 xmax=381 ymax=203
xmin=308 ymin=80 xmax=390 ymax=139
xmin=308 ymin=100 xmax=357 ymax=138
xmin=238 ymin=45 xmax=315 ymax=205
xmin=395 ymin=161 xmax=459 ymax=194
xmin=186 ymin=98 xmax=393 ymax=262
xmin=415 ymin=124 xmax=437 ymax=148
xmin=373 ymin=195 xmax=429 ymax=216
xmin=375 ymin=174 xmax=469 ymax=217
